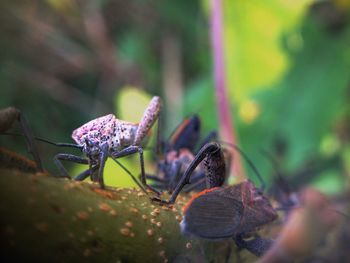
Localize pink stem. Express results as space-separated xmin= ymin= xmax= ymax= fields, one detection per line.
xmin=210 ymin=0 xmax=246 ymax=181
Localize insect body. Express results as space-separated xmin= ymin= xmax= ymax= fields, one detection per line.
xmin=162 ymin=114 xmax=202 ymax=153
xmin=0 ymin=107 xmax=43 ymax=172
xmin=181 ymin=181 xmax=277 ymax=256
xmin=152 ymin=142 xmax=277 ymax=256
xmin=147 ymin=115 xmax=219 ymax=193
xmin=54 ymin=96 xmax=161 ymax=192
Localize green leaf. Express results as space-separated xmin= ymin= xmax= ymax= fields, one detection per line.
xmin=222 ymin=0 xmax=313 ymax=103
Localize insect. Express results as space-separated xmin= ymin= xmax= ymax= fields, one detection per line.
xmin=152 ymin=142 xmax=277 ymax=256
xmin=146 ymin=115 xmax=219 ymax=193
xmin=0 ymin=107 xmax=43 ymax=172
xmin=53 ymin=96 xmax=162 ymax=192
xmin=260 ymin=149 xmax=300 ymax=218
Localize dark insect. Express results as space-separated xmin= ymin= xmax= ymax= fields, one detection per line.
xmin=0 ymin=107 xmax=43 ymax=172
xmin=152 ymin=142 xmax=277 ymax=257
xmin=49 ymin=96 xmax=162 ymax=193
xmin=146 ymin=115 xmax=220 ymax=193
xmin=261 ymin=149 xmax=300 ymax=217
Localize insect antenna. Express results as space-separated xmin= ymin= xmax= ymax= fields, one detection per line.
xmin=2 ymin=132 xmax=83 ymax=150
xmin=219 ymin=141 xmax=266 ymax=190
xmin=259 ymin=149 xmax=288 ymax=183
xmin=275 ymin=199 xmax=350 ymax=222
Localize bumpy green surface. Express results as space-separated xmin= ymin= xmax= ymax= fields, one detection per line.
xmin=0 ymin=167 xmax=256 ymax=263
xmin=0 ymin=168 xmax=180 ymax=262
xmin=0 ymin=148 xmax=257 ymax=262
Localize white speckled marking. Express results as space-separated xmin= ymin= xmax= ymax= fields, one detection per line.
xmin=71 ymin=96 xmax=161 ymax=153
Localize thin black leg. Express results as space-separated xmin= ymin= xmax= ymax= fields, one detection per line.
xmin=34 ymin=137 xmax=83 ymax=150
xmin=167 ymin=161 xmax=182 ymax=192
xmin=219 ymin=141 xmax=266 ymax=190
xmin=144 ymin=173 xmax=171 ymax=192
xmin=18 ymin=112 xmax=44 ymax=172
xmin=234 ymin=235 xmax=273 ymax=257
xmin=150 ymin=184 xmax=170 ymax=190
xmin=53 ymin=153 xmax=89 ymax=178
xmin=96 ymin=143 xmax=109 ymax=188
xmin=183 ymin=176 xmax=206 ymax=192
xmin=112 ymin=145 xmax=160 ymax=195
xmin=74 ymin=166 xmax=98 ymax=181
xmin=145 ymin=174 xmax=168 ymax=183
xmin=112 ymin=158 xmax=148 ymax=194
xmin=153 ymin=142 xmax=221 ymax=204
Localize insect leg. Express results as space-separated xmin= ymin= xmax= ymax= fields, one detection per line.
xmin=34 ymin=137 xmax=83 ymax=150
xmin=133 ymin=96 xmax=161 ymax=146
xmin=111 ymin=157 xmax=148 ymax=195
xmin=144 ymin=174 xmax=168 ymax=183
xmin=17 ymin=112 xmax=44 ymax=172
xmin=183 ymin=176 xmax=206 ymax=193
xmin=53 ymin=153 xmax=89 ymax=178
xmin=234 ymin=235 xmax=273 ymax=257
xmin=154 ymin=142 xmax=221 ymax=204
xmin=220 ymin=142 xmax=266 ymax=190
xmin=96 ymin=143 xmax=109 ymax=188
xmin=111 ymin=145 xmax=160 ymax=195
xmin=74 ymin=165 xmax=98 ymax=181
xmin=0 ymin=107 xmax=43 ymax=172
xmin=143 ymin=173 xmax=171 ymax=192
xmin=167 ymin=161 xmax=182 ymax=192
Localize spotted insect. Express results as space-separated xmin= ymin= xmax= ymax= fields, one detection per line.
xmin=0 ymin=107 xmax=43 ymax=172
xmin=152 ymin=142 xmax=277 ymax=256
xmin=53 ymin=96 xmax=161 ymax=193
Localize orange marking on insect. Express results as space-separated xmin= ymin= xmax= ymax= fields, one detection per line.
xmin=182 ymin=187 xmax=220 ymax=213
xmin=169 ymin=118 xmax=191 ymax=145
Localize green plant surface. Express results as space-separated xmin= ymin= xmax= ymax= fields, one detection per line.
xmin=0 ymin=166 xmax=259 ymax=263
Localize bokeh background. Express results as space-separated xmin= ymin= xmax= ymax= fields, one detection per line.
xmin=0 ymin=0 xmax=349 ymax=194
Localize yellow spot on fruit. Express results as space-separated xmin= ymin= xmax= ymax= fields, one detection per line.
xmin=125 ymin=221 xmax=133 ymax=228
xmin=130 ymin=207 xmax=139 ymax=214
xmin=153 ymin=208 xmax=160 ymax=214
xmin=109 ymin=209 xmax=117 ymax=216
xmin=98 ymin=203 xmax=111 ymax=212
xmin=77 ymin=211 xmax=89 ymax=220
xmin=150 ymin=212 xmax=157 ymax=217
xmin=147 ymin=229 xmax=154 ymax=236
xmin=120 ymin=228 xmax=130 ymax=236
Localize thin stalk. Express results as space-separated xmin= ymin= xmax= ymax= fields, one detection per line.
xmin=210 ymin=0 xmax=246 ymax=181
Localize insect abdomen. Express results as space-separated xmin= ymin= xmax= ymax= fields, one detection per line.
xmin=204 ymin=148 xmax=226 ymax=188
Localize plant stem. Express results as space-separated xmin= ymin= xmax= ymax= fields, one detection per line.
xmin=210 ymin=0 xmax=246 ymax=181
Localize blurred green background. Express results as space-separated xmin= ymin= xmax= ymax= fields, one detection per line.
xmin=0 ymin=0 xmax=349 ymax=194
